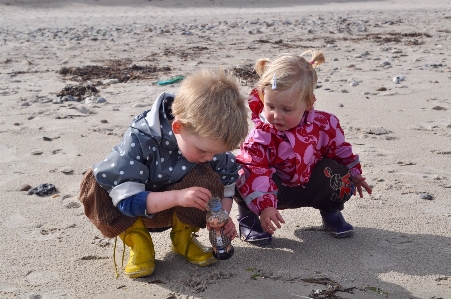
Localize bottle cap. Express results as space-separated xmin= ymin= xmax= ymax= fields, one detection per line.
xmin=209 ymin=197 xmax=222 ymax=212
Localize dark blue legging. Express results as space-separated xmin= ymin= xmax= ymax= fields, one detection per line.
xmin=235 ymin=159 xmax=354 ymax=213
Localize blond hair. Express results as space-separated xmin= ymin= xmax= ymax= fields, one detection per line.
xmin=172 ymin=69 xmax=248 ymax=151
xmin=255 ymin=49 xmax=325 ymax=107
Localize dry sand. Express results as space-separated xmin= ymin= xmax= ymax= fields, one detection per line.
xmin=1 ymin=0 xmax=451 ymax=298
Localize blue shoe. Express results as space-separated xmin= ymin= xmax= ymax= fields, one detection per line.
xmin=238 ymin=205 xmax=272 ymax=246
xmin=320 ymin=209 xmax=354 ymax=238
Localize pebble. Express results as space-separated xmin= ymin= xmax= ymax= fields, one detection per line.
xmin=393 ymin=74 xmax=406 ymax=84
xmin=419 ymin=193 xmax=433 ymax=200
xmin=60 ymin=167 xmax=74 ymax=174
xmin=102 ymin=79 xmax=119 ymax=85
xmin=31 ymin=149 xmax=43 ymax=155
xmin=62 ymin=95 xmax=79 ymax=102
xmin=27 ymin=184 xmax=57 ymax=196
xmin=365 ymin=127 xmax=390 ymax=135
xmin=379 ymin=61 xmax=391 ymax=67
xmin=133 ymin=103 xmax=148 ymax=107
xmin=18 ymin=184 xmax=32 ymax=191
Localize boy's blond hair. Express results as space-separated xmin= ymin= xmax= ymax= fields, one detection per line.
xmin=172 ymin=69 xmax=248 ymax=151
xmin=255 ymin=49 xmax=325 ymax=107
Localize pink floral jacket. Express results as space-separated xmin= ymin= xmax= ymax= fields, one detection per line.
xmin=236 ymin=89 xmax=362 ymax=215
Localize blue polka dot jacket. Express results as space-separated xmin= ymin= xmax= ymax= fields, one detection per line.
xmin=92 ymin=92 xmax=239 ymax=217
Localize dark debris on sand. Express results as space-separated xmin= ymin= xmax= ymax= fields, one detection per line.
xmin=58 ymin=58 xmax=172 ymax=83
xmin=302 ymin=277 xmax=358 ymax=299
xmin=325 ymin=32 xmax=431 ymax=45
xmin=229 ymin=65 xmax=259 ymax=86
xmin=56 ymin=84 xmax=99 ymax=98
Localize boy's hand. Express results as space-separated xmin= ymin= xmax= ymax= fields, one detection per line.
xmin=177 ymin=187 xmax=212 ymax=211
xmin=260 ymin=207 xmax=285 ymax=235
xmin=352 ymin=175 xmax=373 ymax=198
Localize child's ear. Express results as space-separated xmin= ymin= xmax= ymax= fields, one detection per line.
xmin=172 ymin=119 xmax=183 ymax=134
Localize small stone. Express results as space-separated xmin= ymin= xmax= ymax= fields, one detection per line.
xmin=366 ymin=127 xmax=389 ymax=135
xmin=133 ymin=103 xmax=148 ymax=108
xmin=419 ymin=193 xmax=433 ymax=200
xmin=60 ymin=167 xmax=74 ymax=174
xmin=53 ymin=98 xmax=63 ymax=104
xmin=379 ymin=61 xmax=391 ymax=67
xmin=102 ymin=79 xmax=119 ymax=85
xmin=376 ymin=87 xmax=387 ymax=91
xmin=100 ymin=119 xmax=108 ymax=123
xmin=28 ymin=184 xmax=57 ymax=196
xmin=31 ymin=149 xmax=43 ymax=155
xmin=96 ymin=97 xmax=107 ymax=103
xmin=19 ymin=184 xmax=32 ymax=191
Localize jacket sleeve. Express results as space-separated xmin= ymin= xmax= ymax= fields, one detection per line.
xmin=93 ymin=127 xmax=154 ymax=206
xmin=235 ymin=128 xmax=279 ymax=215
xmin=323 ymin=114 xmax=362 ymax=177
xmin=209 ymin=151 xmax=241 ymax=198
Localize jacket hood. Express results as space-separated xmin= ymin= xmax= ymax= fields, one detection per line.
xmin=130 ymin=92 xmax=175 ymax=142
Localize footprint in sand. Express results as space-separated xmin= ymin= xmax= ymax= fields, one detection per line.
xmin=2 ymin=213 xmax=57 ymax=241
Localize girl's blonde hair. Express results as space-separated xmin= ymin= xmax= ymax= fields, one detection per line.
xmin=255 ymin=49 xmax=325 ymax=107
xmin=172 ymin=69 xmax=248 ymax=151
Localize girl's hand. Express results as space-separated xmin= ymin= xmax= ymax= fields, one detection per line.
xmin=352 ymin=175 xmax=373 ymax=198
xmin=176 ymin=187 xmax=212 ymax=211
xmin=260 ymin=207 xmax=285 ymax=235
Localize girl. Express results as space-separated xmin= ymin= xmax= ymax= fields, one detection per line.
xmin=234 ymin=50 xmax=372 ymax=245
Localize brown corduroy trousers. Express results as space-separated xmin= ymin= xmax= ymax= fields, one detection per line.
xmin=79 ymin=163 xmax=224 ymax=238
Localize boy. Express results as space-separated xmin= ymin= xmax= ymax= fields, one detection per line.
xmin=79 ymin=69 xmax=249 ymax=278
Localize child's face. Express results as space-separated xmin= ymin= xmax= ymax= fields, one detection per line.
xmin=262 ymin=87 xmax=310 ymax=131
xmin=172 ymin=119 xmax=229 ymax=163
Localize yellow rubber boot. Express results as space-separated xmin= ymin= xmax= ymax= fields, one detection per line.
xmin=118 ymin=217 xmax=155 ymax=278
xmin=170 ymin=212 xmax=216 ymax=267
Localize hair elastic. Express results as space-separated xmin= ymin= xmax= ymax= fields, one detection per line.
xmin=271 ymin=74 xmax=277 ymax=90
xmin=310 ymin=60 xmax=315 ymax=65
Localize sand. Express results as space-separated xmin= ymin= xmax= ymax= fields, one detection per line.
xmin=0 ymin=0 xmax=450 ymax=298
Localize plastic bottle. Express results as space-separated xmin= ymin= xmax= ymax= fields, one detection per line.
xmin=206 ymin=197 xmax=234 ymax=260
